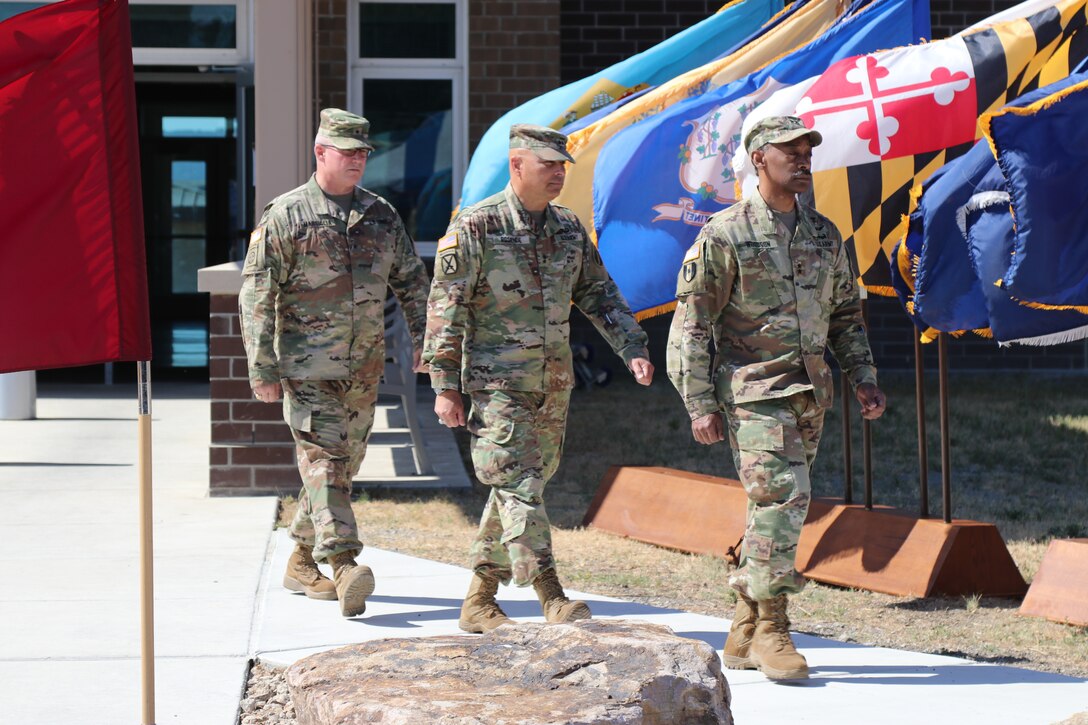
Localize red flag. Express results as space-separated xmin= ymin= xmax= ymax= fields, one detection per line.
xmin=0 ymin=0 xmax=151 ymax=374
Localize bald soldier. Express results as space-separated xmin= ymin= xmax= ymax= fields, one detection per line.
xmin=667 ymin=116 xmax=886 ymax=680
xmin=240 ymin=109 xmax=429 ymax=618
xmin=424 ymin=124 xmax=655 ymax=633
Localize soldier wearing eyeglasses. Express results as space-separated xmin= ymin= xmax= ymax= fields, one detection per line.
xmin=239 ymin=108 xmax=429 ymax=619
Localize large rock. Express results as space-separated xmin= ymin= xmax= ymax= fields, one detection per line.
xmin=286 ymin=619 xmax=732 ymax=724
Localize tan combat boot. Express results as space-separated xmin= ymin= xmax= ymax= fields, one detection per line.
xmin=282 ymin=544 xmax=337 ymax=601
xmin=458 ymin=571 xmax=514 ymax=633
xmin=749 ymin=594 xmax=809 ymax=680
xmin=328 ymin=551 xmax=375 ymax=618
xmin=721 ymin=592 xmax=758 ymax=670
xmin=533 ymin=568 xmax=591 ymax=623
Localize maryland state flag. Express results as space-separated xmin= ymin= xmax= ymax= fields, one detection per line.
xmin=738 ymin=0 xmax=1088 ymax=294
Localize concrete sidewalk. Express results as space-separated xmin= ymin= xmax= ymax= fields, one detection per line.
xmin=1 ymin=383 xmax=1086 ymax=724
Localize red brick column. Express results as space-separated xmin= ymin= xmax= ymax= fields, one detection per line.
xmin=201 ymin=263 xmax=302 ymax=496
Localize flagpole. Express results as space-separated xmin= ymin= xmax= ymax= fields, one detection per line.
xmin=840 ymin=372 xmax=853 ymax=504
xmin=937 ymin=335 xmax=952 ymax=524
xmin=137 ymin=361 xmax=156 ymax=725
xmin=914 ymin=331 xmax=930 ymax=518
xmin=861 ymin=298 xmax=873 ymax=510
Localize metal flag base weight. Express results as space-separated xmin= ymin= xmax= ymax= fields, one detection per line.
xmin=584 ymin=466 xmax=1027 ymax=599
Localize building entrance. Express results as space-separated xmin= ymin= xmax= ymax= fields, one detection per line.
xmin=138 ymin=80 xmax=239 ymax=379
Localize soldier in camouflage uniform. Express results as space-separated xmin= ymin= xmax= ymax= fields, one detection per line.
xmin=424 ymin=124 xmax=655 ymax=633
xmin=239 ymin=109 xmax=429 ymax=618
xmin=667 ymin=116 xmax=886 ymax=679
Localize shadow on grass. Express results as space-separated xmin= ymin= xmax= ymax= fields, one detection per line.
xmin=886 ymin=596 xmax=1022 ymax=612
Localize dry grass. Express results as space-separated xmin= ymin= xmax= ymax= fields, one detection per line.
xmin=279 ymin=371 xmax=1088 ymax=678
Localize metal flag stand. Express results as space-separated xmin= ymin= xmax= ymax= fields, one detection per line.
xmin=138 ymin=361 xmax=156 ymax=725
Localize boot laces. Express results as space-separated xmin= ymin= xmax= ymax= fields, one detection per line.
xmin=765 ymin=598 xmax=795 ymax=648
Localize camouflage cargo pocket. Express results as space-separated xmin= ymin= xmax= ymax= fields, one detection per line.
xmin=735 ymin=417 xmax=784 ymax=452
xmin=283 ymin=393 xmax=313 ymax=433
xmin=467 ymin=408 xmax=515 ymax=445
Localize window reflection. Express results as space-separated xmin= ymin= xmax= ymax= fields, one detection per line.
xmin=362 ymin=78 xmax=453 ymax=241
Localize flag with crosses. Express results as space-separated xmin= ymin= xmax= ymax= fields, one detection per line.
xmin=736 ymin=0 xmax=1088 ymax=294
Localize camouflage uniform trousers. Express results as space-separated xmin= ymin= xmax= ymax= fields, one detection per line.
xmin=282 ymin=378 xmax=379 ymax=563
xmin=725 ymin=391 xmax=825 ymax=601
xmin=467 ymin=388 xmax=572 ymax=587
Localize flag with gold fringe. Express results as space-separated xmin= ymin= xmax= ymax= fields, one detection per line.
xmin=891 ymin=71 xmax=1088 ymax=346
xmin=557 ymin=0 xmax=855 ymax=228
xmin=737 ymin=0 xmax=1088 ymax=295
xmin=457 ymin=0 xmax=785 ymax=209
xmin=982 ymin=70 xmax=1088 ymax=311
xmin=891 ymin=141 xmax=995 ymax=341
xmin=590 ymin=0 xmax=928 ymax=320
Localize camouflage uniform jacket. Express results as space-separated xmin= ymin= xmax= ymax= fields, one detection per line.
xmin=424 ymin=184 xmax=648 ymax=392
xmin=239 ymin=175 xmax=429 ymax=384
xmin=667 ymin=191 xmax=877 ymax=419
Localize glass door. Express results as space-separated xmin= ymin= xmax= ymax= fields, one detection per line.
xmin=138 ymin=82 xmax=237 ymax=377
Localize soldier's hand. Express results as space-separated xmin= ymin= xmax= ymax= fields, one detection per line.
xmin=856 ymin=383 xmax=886 ymax=420
xmin=435 ymin=389 xmax=466 ymax=428
xmin=629 ymin=357 xmax=654 ymax=386
xmin=691 ymin=413 xmax=725 ymax=445
xmin=253 ymin=381 xmax=282 ymax=403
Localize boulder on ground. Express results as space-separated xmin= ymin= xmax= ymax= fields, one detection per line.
xmin=286 ymin=619 xmax=733 ymax=724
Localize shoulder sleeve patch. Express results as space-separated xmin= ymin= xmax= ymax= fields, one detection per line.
xmin=675 ymin=242 xmax=708 ymax=297
xmin=242 ymin=226 xmax=266 ymax=274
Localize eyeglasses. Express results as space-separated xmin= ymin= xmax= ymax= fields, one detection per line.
xmin=321 ymin=145 xmax=371 ymax=159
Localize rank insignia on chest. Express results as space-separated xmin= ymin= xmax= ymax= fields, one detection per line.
xmin=440 ymin=252 xmax=459 ymax=276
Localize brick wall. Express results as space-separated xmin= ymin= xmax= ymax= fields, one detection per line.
xmin=315 ymin=0 xmax=348 ymax=111
xmin=468 ymin=0 xmax=562 ymax=150
xmin=559 ymin=0 xmax=719 ymax=84
xmin=930 ymin=0 xmax=1020 ymax=39
xmin=208 ymin=293 xmax=300 ymax=495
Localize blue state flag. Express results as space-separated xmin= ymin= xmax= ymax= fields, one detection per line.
xmin=458 ymin=0 xmax=784 ymax=209
xmin=983 ymin=71 xmax=1088 ymax=311
xmin=591 ymin=0 xmax=929 ymax=318
xmin=903 ymin=140 xmax=995 ymax=337
xmin=963 ymin=162 xmax=1088 ymax=345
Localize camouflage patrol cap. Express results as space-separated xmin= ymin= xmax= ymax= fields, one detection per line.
xmin=509 ymin=123 xmax=575 ymax=163
xmin=744 ymin=115 xmax=822 ymax=155
xmin=316 ymin=108 xmax=375 ymax=151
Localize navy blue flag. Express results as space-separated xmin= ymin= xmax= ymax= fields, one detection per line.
xmin=983 ymin=71 xmax=1088 ymax=311
xmin=964 ymin=162 xmax=1088 ymax=345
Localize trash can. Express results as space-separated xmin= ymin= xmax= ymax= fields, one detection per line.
xmin=0 ymin=371 xmax=36 ymax=420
